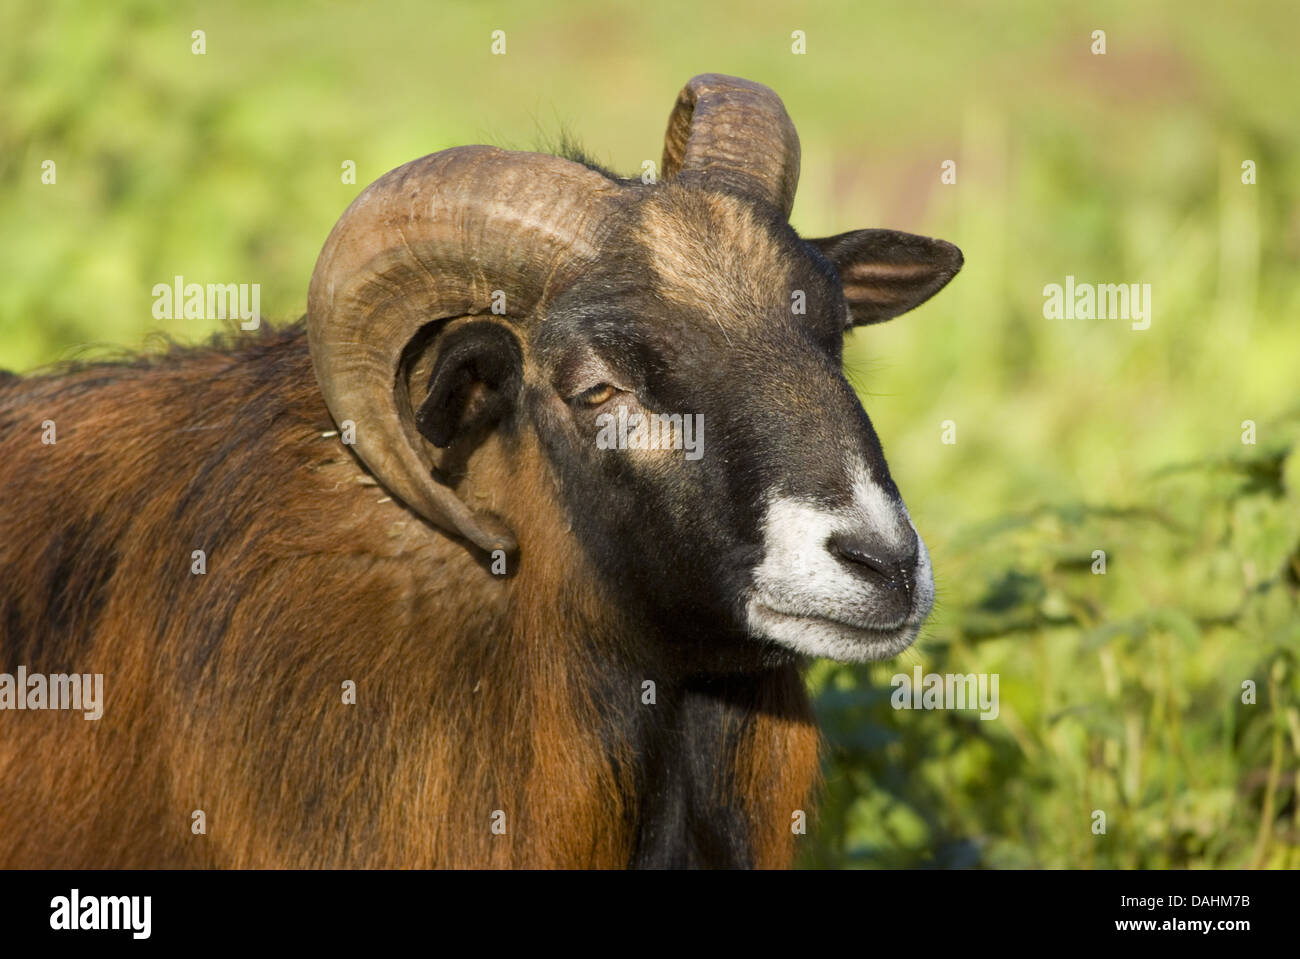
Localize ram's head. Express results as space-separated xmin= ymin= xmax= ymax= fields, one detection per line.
xmin=307 ymin=74 xmax=962 ymax=663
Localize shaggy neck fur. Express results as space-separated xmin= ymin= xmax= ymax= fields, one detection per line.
xmin=0 ymin=323 xmax=819 ymax=868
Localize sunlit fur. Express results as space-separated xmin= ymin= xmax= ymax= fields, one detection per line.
xmin=0 ymin=326 xmax=819 ymax=868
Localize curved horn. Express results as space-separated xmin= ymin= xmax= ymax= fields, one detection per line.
xmin=661 ymin=73 xmax=801 ymax=217
xmin=307 ymin=145 xmax=620 ymax=553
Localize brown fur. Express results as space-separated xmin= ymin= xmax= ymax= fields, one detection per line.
xmin=641 ymin=186 xmax=797 ymax=330
xmin=0 ymin=324 xmax=818 ymax=868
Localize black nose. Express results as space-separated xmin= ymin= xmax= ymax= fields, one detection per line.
xmin=828 ymin=531 xmax=918 ymax=593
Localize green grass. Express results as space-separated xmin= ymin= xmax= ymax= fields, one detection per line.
xmin=3 ymin=0 xmax=1297 ymax=867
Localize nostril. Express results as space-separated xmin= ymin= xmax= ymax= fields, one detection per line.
xmin=832 ymin=537 xmax=892 ymax=577
xmin=829 ymin=533 xmax=917 ymax=590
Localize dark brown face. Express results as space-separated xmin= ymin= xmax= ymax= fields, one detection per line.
xmin=415 ymin=183 xmax=961 ymax=663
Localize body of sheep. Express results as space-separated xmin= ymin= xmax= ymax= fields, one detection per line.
xmin=0 ymin=324 xmax=818 ymax=868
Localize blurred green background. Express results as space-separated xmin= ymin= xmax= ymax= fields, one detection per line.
xmin=3 ymin=0 xmax=1297 ymax=867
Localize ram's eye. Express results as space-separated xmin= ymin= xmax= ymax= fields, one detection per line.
xmin=574 ymin=383 xmax=618 ymax=407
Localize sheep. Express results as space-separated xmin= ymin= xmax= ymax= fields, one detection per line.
xmin=0 ymin=73 xmax=962 ymax=868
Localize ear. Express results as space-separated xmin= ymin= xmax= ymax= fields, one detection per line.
xmin=414 ymin=321 xmax=523 ymax=448
xmin=808 ymin=229 xmax=963 ymax=327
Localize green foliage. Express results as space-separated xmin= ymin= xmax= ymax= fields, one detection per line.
xmin=807 ymin=430 xmax=1300 ymax=867
xmin=3 ymin=0 xmax=1296 ymax=868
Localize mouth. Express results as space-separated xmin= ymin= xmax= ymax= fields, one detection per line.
xmin=747 ymin=599 xmax=923 ymax=662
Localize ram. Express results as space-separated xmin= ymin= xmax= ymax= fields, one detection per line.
xmin=0 ymin=74 xmax=961 ymax=868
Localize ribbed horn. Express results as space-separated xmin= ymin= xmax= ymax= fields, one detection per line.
xmin=307 ymin=145 xmax=620 ymax=552
xmin=661 ymin=73 xmax=801 ymax=217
